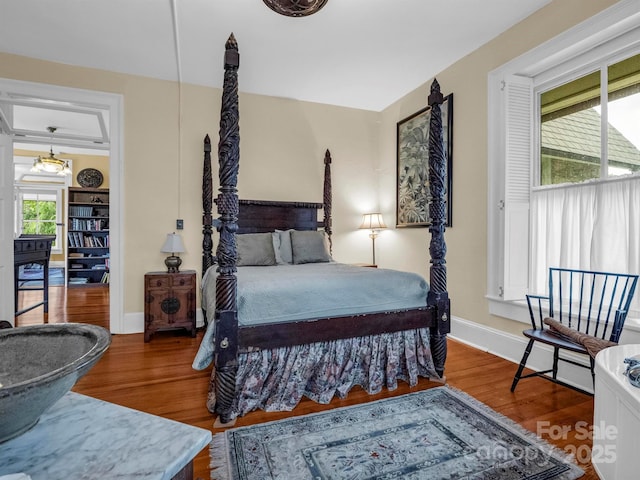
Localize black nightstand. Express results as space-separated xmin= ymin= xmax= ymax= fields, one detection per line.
xmin=144 ymin=270 xmax=196 ymax=342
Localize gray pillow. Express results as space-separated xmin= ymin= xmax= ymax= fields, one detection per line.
xmin=237 ymin=233 xmax=276 ymax=266
xmin=291 ymin=230 xmax=332 ymax=264
xmin=275 ymin=229 xmax=294 ymax=264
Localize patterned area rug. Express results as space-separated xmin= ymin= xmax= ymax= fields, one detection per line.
xmin=17 ymin=266 xmax=64 ymax=287
xmin=210 ymin=387 xmax=583 ymax=480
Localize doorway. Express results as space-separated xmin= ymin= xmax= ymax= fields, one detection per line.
xmin=0 ymin=78 xmax=123 ymax=332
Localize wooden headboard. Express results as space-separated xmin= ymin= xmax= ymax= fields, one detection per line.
xmin=235 ymin=200 xmax=323 ymax=234
xmin=202 ymin=131 xmax=333 ymax=274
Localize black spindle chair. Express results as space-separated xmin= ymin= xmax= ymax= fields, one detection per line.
xmin=511 ymin=267 xmax=638 ymax=394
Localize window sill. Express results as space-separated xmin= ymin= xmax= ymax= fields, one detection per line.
xmin=625 ymin=317 xmax=640 ymax=333
xmin=488 ymin=295 xmax=640 ymax=335
xmin=487 ymin=295 xmax=530 ymax=324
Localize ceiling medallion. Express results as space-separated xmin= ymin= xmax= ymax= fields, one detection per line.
xmin=263 ymin=0 xmax=328 ymax=17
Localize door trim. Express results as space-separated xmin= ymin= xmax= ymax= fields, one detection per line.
xmin=0 ymin=77 xmax=124 ymax=333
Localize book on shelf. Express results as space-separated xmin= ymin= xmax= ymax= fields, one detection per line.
xmin=69 ymin=206 xmax=93 ymax=217
xmin=68 ymin=232 xmax=109 ymax=248
xmin=100 ymin=272 xmax=110 ymax=284
xmin=69 ymin=252 xmax=85 ymax=258
xmin=67 ymin=232 xmax=77 ymax=247
xmin=69 ymin=218 xmax=108 ymax=231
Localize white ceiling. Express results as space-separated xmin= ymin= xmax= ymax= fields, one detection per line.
xmin=0 ymin=0 xmax=552 ymax=113
xmin=0 ymin=96 xmax=110 ymax=155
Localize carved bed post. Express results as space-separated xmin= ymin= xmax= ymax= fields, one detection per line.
xmin=426 ymin=79 xmax=450 ymax=378
xmin=202 ymin=134 xmax=214 ymax=276
xmin=214 ymin=33 xmax=240 ymax=424
xmin=323 ymin=149 xmax=333 ymax=253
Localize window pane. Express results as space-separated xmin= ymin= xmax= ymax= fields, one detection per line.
xmin=20 ymin=194 xmax=59 ymax=248
xmin=607 ymin=53 xmax=640 ymax=177
xmin=23 ymin=200 xmax=38 ymax=220
xmin=37 ymin=200 xmax=57 ymax=221
xmin=40 ymin=221 xmax=57 ymax=235
xmin=22 ymin=220 xmax=39 ymax=234
xmin=540 ymin=71 xmax=601 ymax=185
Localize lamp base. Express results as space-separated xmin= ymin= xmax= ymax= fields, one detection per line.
xmin=164 ymin=255 xmax=182 ymax=273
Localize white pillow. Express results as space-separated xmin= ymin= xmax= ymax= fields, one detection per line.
xmin=271 ymin=232 xmax=284 ymax=265
xmin=274 ymin=229 xmax=294 ymax=264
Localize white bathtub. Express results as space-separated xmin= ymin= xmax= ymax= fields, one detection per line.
xmin=593 ymin=344 xmax=640 ymax=479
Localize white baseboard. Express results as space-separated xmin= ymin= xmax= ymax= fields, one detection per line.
xmin=449 ymin=315 xmax=594 ymax=394
xmin=122 ymin=312 xmax=144 ymax=334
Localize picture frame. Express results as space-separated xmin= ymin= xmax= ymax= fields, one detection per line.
xmin=396 ymin=93 xmax=453 ymax=227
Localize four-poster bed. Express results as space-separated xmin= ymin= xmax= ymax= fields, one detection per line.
xmin=194 ymin=34 xmax=451 ymax=424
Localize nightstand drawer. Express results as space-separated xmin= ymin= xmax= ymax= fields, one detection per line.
xmin=171 ymin=275 xmax=194 ymax=288
xmin=147 ymin=276 xmax=170 ymax=289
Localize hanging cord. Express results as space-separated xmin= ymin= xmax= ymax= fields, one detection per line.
xmin=170 ymin=0 xmax=183 ymax=217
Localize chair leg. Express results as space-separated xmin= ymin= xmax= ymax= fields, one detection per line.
xmin=590 ymin=357 xmax=596 ymax=389
xmin=552 ymin=347 xmax=560 ymax=380
xmin=511 ymin=339 xmax=535 ymax=392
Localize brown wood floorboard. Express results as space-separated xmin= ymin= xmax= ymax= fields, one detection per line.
xmin=17 ymin=288 xmax=598 ymax=479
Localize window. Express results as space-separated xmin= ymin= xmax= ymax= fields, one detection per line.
xmin=23 ymin=193 xmax=56 ymax=235
xmin=531 ymin=54 xmax=640 ymax=305
xmin=539 ymin=54 xmax=640 ymax=186
xmin=606 ymin=54 xmax=640 ymax=175
xmin=540 ymin=71 xmax=602 ymax=185
xmin=487 ymin=1 xmax=640 ymax=322
xmin=15 ymin=188 xmax=64 ymax=254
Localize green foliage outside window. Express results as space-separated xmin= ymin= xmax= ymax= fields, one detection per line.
xmin=22 ymin=199 xmax=57 ymax=245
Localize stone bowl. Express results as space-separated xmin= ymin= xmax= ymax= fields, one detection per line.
xmin=0 ymin=323 xmax=111 ymax=443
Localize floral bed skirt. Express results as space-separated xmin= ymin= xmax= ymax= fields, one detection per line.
xmin=207 ymin=328 xmax=440 ymax=420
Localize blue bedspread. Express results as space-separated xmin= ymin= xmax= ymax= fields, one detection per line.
xmin=193 ymin=263 xmax=429 ymax=370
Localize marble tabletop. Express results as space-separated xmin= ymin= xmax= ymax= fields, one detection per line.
xmin=0 ymin=392 xmax=212 ymax=480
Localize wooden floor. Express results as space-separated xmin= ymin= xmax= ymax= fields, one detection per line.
xmin=16 ymin=288 xmax=598 ymax=479
xmin=15 ymin=284 xmax=109 ymax=327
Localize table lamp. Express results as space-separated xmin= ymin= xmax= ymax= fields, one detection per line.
xmin=359 ymin=213 xmax=387 ymax=265
xmin=161 ymin=233 xmax=185 ymax=273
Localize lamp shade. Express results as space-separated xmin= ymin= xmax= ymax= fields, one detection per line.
xmin=359 ymin=213 xmax=387 ymax=231
xmin=161 ymin=233 xmax=185 ymax=254
xmin=30 ymin=127 xmax=72 ymax=176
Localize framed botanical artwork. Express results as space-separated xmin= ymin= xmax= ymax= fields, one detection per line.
xmin=396 ymin=93 xmax=453 ymax=227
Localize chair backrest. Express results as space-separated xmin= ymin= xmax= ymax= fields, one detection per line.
xmin=547 ymin=268 xmax=638 ymax=342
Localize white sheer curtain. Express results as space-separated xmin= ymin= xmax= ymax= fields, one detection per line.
xmin=531 ymin=175 xmax=640 ymax=314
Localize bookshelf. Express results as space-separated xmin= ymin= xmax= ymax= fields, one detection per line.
xmin=66 ymin=187 xmax=110 ymax=287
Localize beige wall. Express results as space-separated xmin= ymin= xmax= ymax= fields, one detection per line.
xmin=0 ymin=0 xmax=619 ymax=330
xmin=378 ymin=0 xmax=620 ymax=336
xmin=1 ymin=53 xmax=380 ymax=317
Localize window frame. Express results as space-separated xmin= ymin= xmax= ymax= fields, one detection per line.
xmin=15 ymin=185 xmax=65 ymax=254
xmin=534 ymin=52 xmax=640 ymax=189
xmin=487 ymin=1 xmax=640 ymax=323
